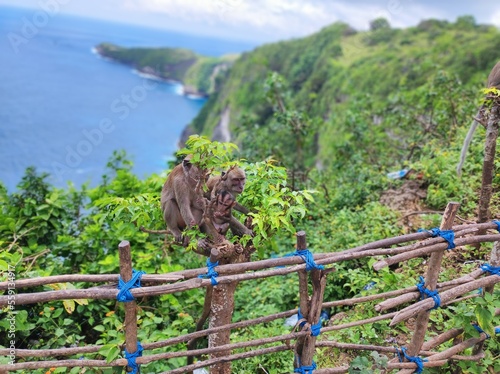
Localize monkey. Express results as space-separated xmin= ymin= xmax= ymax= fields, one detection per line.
xmin=206 ymin=166 xmax=249 ymax=214
xmin=209 ymin=189 xmax=237 ymax=235
xmin=160 ymin=155 xmax=208 ymax=243
xmin=195 ymin=189 xmax=238 ymax=255
xmin=205 ymin=166 xmax=253 ymax=237
xmin=456 ymin=60 xmax=500 ymax=176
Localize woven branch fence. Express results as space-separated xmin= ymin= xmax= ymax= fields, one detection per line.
xmin=1 ymin=202 xmax=500 ymax=373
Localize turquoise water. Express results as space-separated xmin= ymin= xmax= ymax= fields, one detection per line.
xmin=0 ymin=6 xmax=255 ymax=191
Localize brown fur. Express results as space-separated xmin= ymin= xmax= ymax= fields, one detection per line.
xmin=160 ymin=155 xmax=207 ymax=242
xmin=487 ymin=60 xmax=500 ymax=88
xmin=206 ymin=167 xmax=249 ymax=214
xmin=205 ymin=167 xmax=253 ymax=237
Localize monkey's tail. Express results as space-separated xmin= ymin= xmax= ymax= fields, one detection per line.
xmin=456 ymin=118 xmax=479 ymax=177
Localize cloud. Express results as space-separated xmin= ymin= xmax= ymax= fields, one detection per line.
xmin=490 ymin=8 xmax=500 ymax=27
xmin=2 ymin=0 xmax=498 ymax=44
xmin=121 ymin=0 xmax=450 ymax=42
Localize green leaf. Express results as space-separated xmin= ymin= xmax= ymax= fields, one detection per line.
xmin=94 ymin=325 xmax=106 ymax=332
xmin=475 ymin=306 xmax=494 ymax=336
xmin=99 ymin=344 xmax=121 ymax=363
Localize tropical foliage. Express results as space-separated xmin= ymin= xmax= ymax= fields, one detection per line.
xmin=1 ymin=15 xmax=500 ymax=373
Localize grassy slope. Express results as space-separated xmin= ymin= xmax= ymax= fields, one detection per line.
xmin=190 ymin=20 xmax=500 ymax=151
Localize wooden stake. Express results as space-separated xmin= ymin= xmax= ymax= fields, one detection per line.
xmin=294 ymin=231 xmax=327 ymax=371
xmin=397 ymin=202 xmax=459 ymax=374
xmin=119 ymin=240 xmax=139 ymax=374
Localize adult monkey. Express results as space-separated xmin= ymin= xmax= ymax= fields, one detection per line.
xmin=457 ymin=60 xmax=500 ymax=176
xmin=160 ymin=155 xmax=208 ymax=243
xmin=205 ymin=166 xmax=253 ymax=237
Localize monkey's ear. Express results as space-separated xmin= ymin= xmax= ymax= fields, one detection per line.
xmin=221 ymin=171 xmax=226 ymax=177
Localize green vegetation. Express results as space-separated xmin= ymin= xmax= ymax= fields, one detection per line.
xmin=96 ymin=43 xmax=237 ymax=95
xmin=2 ymin=15 xmax=500 ymax=373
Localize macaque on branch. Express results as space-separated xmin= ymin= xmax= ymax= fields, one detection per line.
xmin=205 ymin=166 xmax=253 ymax=237
xmin=160 ymin=155 xmax=208 ymax=243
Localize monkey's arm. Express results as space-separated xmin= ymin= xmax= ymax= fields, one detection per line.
xmin=176 ymin=193 xmax=198 ymax=227
xmin=234 ymin=202 xmax=250 ymax=215
xmin=229 ymin=216 xmax=253 ymax=237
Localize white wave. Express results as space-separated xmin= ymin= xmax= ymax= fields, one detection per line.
xmin=132 ymin=69 xmax=165 ymax=82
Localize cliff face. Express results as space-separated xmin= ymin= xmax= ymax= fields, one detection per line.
xmin=95 ymin=43 xmax=237 ymax=96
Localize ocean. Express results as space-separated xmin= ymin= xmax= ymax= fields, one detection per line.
xmin=0 ymin=5 xmax=255 ymax=191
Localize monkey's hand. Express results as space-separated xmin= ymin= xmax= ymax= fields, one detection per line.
xmin=195 ymin=239 xmax=212 ymax=256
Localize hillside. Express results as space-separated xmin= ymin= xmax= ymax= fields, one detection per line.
xmin=95 ymin=42 xmax=238 ymax=96
xmin=190 ymin=17 xmax=500 ymax=173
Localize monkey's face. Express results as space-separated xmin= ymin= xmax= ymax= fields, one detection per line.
xmin=230 ymin=176 xmax=245 ymax=194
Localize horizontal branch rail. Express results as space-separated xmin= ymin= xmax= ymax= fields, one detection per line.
xmin=2 ymin=222 xmax=498 ymax=291
xmin=3 ymin=233 xmax=499 ymax=307
xmin=1 ymin=222 xmax=499 ymax=373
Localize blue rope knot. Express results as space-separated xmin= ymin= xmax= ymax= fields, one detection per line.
xmin=310 ymin=321 xmax=322 ymax=337
xmin=472 ymin=324 xmax=491 ymax=339
xmin=296 ymin=308 xmax=321 ymax=336
xmin=416 ymin=276 xmax=441 ymax=310
xmin=294 ymin=357 xmax=317 ymax=374
xmin=480 ymin=263 xmax=500 ymax=276
xmin=493 ymin=220 xmax=500 ymax=232
xmin=198 ymin=258 xmax=219 ymax=285
xmin=288 ymin=249 xmax=324 ymax=271
xmin=296 ymin=308 xmax=307 ymax=329
xmin=117 ymin=269 xmax=145 ymax=302
xmin=124 ymin=341 xmax=143 ymax=374
xmin=429 ymin=228 xmax=455 ymax=250
xmin=396 ymin=347 xmax=427 ymax=374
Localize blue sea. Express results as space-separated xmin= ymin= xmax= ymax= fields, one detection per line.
xmin=0 ymin=6 xmax=256 ymax=191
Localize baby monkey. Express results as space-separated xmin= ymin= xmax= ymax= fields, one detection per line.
xmin=205 ymin=166 xmax=252 ymax=237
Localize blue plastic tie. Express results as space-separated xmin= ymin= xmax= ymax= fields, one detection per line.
xmin=416 ymin=276 xmax=441 ymax=310
xmin=198 ymin=258 xmax=219 ymax=286
xmin=493 ymin=220 xmax=500 ymax=232
xmin=296 ymin=308 xmax=321 ymax=336
xmin=296 ymin=308 xmax=307 ymax=329
xmin=472 ymin=324 xmax=491 ymax=339
xmin=480 ymin=263 xmax=500 ymax=276
xmin=397 ymin=347 xmax=427 ymax=374
xmin=310 ymin=321 xmax=322 ymax=337
xmin=429 ymin=228 xmax=456 ymax=250
xmin=124 ymin=341 xmax=143 ymax=374
xmin=496 ymin=327 xmax=500 ymax=335
xmin=294 ymin=357 xmax=317 ymax=374
xmin=286 ymin=249 xmax=324 ymax=271
xmin=117 ymin=269 xmax=145 ymax=302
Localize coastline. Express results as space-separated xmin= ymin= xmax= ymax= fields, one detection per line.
xmin=93 ymin=46 xmax=208 ymax=100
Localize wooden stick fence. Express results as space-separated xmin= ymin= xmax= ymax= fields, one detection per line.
xmin=1 ymin=205 xmax=499 ymax=373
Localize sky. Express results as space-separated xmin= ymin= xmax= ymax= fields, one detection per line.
xmin=1 ymin=0 xmax=499 ymax=43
